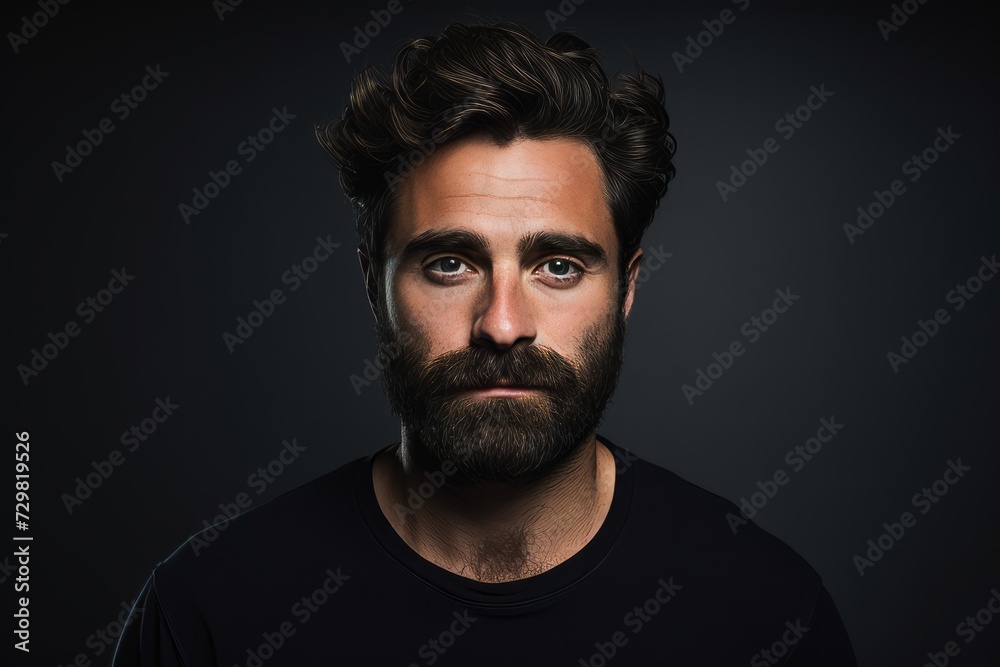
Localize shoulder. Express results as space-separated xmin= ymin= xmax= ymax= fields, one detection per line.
xmin=606 ymin=438 xmax=823 ymax=610
xmin=637 ymin=452 xmax=817 ymax=574
xmin=114 ymin=453 xmax=373 ymax=665
xmin=151 ymin=451 xmax=369 ymax=594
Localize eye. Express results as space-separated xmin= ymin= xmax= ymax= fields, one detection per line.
xmin=430 ymin=257 xmax=465 ymax=273
xmin=424 ymin=256 xmax=472 ymax=282
xmin=537 ymin=258 xmax=584 ymax=285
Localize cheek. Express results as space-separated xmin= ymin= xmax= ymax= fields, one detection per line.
xmin=391 ymin=275 xmax=474 ymax=357
xmin=537 ymin=307 xmax=607 ymax=364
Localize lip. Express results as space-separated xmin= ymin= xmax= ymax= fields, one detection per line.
xmin=461 ymin=386 xmax=546 ymax=396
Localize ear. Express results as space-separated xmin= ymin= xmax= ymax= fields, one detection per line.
xmin=358 ymin=248 xmax=380 ymax=322
xmin=621 ymin=247 xmax=643 ymax=320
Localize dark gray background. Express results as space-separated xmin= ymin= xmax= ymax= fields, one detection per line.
xmin=4 ymin=0 xmax=998 ymax=664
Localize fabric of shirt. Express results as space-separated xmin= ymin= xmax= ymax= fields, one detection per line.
xmin=112 ymin=434 xmax=857 ymax=666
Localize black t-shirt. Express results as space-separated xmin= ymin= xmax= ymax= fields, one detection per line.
xmin=112 ymin=434 xmax=857 ymax=666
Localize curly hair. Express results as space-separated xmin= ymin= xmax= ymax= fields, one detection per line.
xmin=315 ymin=21 xmax=677 ymax=303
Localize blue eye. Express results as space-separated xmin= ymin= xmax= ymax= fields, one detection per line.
xmin=432 ymin=257 xmax=464 ymax=273
xmin=424 ymin=257 xmax=472 ymax=283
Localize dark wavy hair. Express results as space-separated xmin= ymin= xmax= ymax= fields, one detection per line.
xmin=316 ymin=21 xmax=677 ymax=305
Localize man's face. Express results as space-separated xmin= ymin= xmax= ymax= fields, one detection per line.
xmin=368 ymin=135 xmax=641 ymax=484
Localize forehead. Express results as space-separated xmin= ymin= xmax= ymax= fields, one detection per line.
xmin=388 ymin=135 xmax=615 ymax=257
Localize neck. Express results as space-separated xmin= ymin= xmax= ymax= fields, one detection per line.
xmin=372 ymin=432 xmax=616 ymax=583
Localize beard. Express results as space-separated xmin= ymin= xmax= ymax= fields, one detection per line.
xmin=374 ymin=291 xmax=628 ymax=486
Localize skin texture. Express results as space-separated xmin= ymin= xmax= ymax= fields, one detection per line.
xmin=365 ymin=135 xmax=644 ymax=582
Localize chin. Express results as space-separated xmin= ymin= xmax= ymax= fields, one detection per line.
xmin=411 ymin=405 xmax=594 ymax=486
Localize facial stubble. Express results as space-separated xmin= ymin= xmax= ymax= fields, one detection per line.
xmin=375 ymin=287 xmax=628 ymax=486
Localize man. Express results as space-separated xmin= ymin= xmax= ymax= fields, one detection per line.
xmin=114 ymin=21 xmax=857 ymax=665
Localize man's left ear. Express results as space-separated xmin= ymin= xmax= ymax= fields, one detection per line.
xmin=622 ymin=247 xmax=644 ymax=319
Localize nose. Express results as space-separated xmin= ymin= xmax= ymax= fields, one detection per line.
xmin=471 ymin=263 xmax=537 ymax=352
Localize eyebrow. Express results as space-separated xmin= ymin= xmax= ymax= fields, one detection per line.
xmin=399 ymin=229 xmax=608 ymax=267
xmin=400 ymin=229 xmax=490 ymax=261
xmin=518 ymin=231 xmax=608 ymax=266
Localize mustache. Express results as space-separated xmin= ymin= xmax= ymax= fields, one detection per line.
xmin=419 ymin=344 xmax=579 ymax=395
